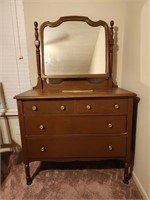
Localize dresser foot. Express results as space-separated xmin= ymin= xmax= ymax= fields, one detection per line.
xmin=27 ymin=179 xmax=32 ymax=185
xmin=25 ymin=163 xmax=32 ymax=185
xmin=123 ymin=162 xmax=130 ymax=184
xmin=123 ymin=179 xmax=129 ymax=184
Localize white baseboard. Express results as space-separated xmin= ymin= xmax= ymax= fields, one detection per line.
xmin=0 ymin=109 xmax=18 ymax=117
xmin=0 ymin=147 xmax=13 ymax=153
xmin=133 ymin=172 xmax=150 ymax=200
xmin=5 ymin=109 xmax=18 ymax=116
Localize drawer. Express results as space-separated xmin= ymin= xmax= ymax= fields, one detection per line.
xmin=24 ymin=115 xmax=126 ymax=135
xmin=75 ymin=98 xmax=128 ymax=113
xmin=23 ymin=98 xmax=128 ymax=115
xmin=26 ymin=135 xmax=127 ymax=159
xmin=23 ymin=100 xmax=73 ymax=114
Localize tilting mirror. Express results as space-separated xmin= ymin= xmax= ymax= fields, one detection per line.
xmin=39 ymin=16 xmax=111 ymax=79
xmin=44 ymin=22 xmax=105 ymax=75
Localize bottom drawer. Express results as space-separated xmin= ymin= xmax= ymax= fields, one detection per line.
xmin=26 ymin=135 xmax=127 ymax=159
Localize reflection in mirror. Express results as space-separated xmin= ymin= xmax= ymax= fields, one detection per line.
xmin=43 ymin=21 xmax=106 ymax=76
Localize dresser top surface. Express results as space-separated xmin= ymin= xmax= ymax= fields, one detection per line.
xmin=14 ymin=87 xmax=136 ymax=100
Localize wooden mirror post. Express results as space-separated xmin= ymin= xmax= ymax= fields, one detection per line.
xmin=34 ymin=21 xmax=43 ymax=89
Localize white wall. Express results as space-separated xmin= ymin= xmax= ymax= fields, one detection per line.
xmin=120 ymin=0 xmax=150 ymax=198
xmin=22 ymin=0 xmax=150 ymax=198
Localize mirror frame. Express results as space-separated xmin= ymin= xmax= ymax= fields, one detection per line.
xmin=35 ymin=16 xmax=114 ymax=79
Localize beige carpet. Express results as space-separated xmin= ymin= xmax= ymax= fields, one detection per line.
xmin=1 ymin=152 xmax=143 ymax=199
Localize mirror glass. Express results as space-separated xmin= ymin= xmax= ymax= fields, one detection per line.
xmin=43 ymin=21 xmax=106 ymax=76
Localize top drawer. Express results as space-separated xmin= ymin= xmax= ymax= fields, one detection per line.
xmin=23 ymin=98 xmax=128 ymax=115
xmin=75 ymin=98 xmax=128 ymax=113
xmin=23 ymin=100 xmax=73 ymax=114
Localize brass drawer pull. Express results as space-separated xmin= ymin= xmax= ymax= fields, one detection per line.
xmin=114 ymin=104 xmax=120 ymax=109
xmin=108 ymin=123 xmax=113 ymax=128
xmin=40 ymin=147 xmax=46 ymax=152
xmin=32 ymin=105 xmax=37 ymax=111
xmin=108 ymin=145 xmax=113 ymax=151
xmin=39 ymin=125 xmax=44 ymax=130
xmin=60 ymin=105 xmax=66 ymax=111
xmin=86 ymin=105 xmax=91 ymax=110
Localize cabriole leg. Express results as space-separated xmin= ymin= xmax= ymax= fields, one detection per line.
xmin=25 ymin=163 xmax=32 ymax=185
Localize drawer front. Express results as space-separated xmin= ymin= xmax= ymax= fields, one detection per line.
xmin=23 ymin=100 xmax=73 ymax=114
xmin=23 ymin=98 xmax=128 ymax=115
xmin=26 ymin=135 xmax=127 ymax=158
xmin=75 ymin=98 xmax=128 ymax=113
xmin=24 ymin=115 xmax=126 ymax=135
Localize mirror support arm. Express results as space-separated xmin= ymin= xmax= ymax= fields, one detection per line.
xmin=109 ymin=20 xmax=114 ymax=76
xmin=34 ymin=22 xmax=41 ymax=78
xmin=34 ymin=22 xmax=43 ymax=89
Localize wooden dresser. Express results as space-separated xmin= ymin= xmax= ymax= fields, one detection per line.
xmin=15 ymin=16 xmax=137 ymax=185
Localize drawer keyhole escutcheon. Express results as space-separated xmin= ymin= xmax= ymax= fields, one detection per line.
xmin=108 ymin=123 xmax=113 ymax=128
xmin=114 ymin=104 xmax=120 ymax=109
xmin=39 ymin=125 xmax=44 ymax=130
xmin=108 ymin=145 xmax=113 ymax=151
xmin=41 ymin=147 xmax=46 ymax=152
xmin=60 ymin=105 xmax=66 ymax=111
xmin=32 ymin=105 xmax=37 ymax=111
xmin=86 ymin=105 xmax=91 ymax=110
